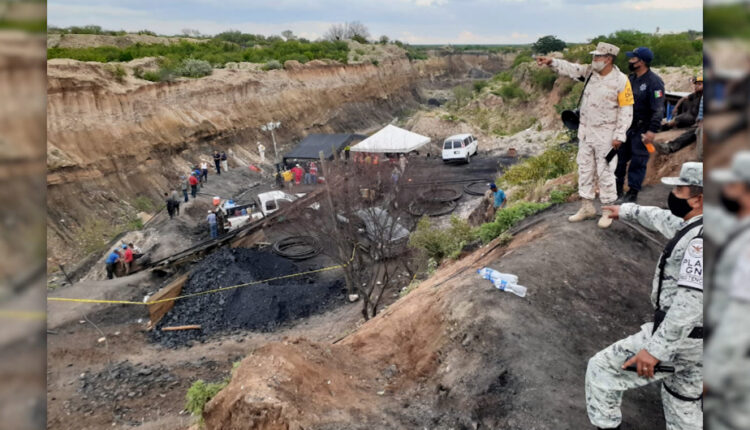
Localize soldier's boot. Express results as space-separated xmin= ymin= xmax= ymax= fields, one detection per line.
xmin=616 ymin=181 xmax=624 ymax=200
xmin=568 ymin=199 xmax=596 ymax=222
xmin=598 ymin=208 xmax=614 ymax=229
xmin=622 ymin=189 xmax=638 ymax=203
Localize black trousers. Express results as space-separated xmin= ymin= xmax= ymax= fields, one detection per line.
xmin=615 ymin=128 xmax=650 ymax=192
xmin=215 ymin=160 xmax=221 ymax=174
xmin=106 ymin=263 xmax=116 ymax=279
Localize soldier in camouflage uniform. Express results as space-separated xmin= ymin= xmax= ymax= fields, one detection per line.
xmin=705 ymin=151 xmax=750 ymax=430
xmin=537 ymin=42 xmax=634 ymax=228
xmin=587 ymin=162 xmax=704 ymax=429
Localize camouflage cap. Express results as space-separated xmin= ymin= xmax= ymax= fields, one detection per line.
xmin=589 ymin=42 xmax=620 ymax=57
xmin=711 ymin=151 xmax=750 ymax=183
xmin=661 ymin=162 xmax=703 ymax=187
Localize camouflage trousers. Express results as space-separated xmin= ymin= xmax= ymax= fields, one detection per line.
xmin=577 ymin=137 xmax=619 ymax=204
xmin=705 ymin=394 xmax=750 ymax=430
xmin=586 ymin=323 xmax=703 ymax=429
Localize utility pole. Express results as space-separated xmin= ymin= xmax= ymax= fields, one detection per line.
xmin=260 ymin=121 xmax=281 ymax=165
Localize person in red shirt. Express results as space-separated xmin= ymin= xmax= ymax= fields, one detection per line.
xmin=121 ymin=244 xmax=134 ymax=274
xmin=291 ymin=164 xmax=304 ymax=185
xmin=188 ymin=173 xmax=199 ymax=198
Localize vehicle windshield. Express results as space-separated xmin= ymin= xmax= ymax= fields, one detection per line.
xmin=443 ymin=141 xmax=452 ymax=149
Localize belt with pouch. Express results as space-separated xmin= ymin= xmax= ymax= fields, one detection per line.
xmin=653 ymin=309 xmax=703 ymax=339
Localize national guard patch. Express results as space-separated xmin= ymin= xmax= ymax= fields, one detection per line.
xmin=654 ymin=89 xmax=663 ymax=98
xmin=678 ymin=237 xmax=703 ymax=291
xmin=640 ymin=83 xmax=648 ymax=91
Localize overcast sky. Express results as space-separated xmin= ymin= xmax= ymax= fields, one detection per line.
xmin=48 ymin=0 xmax=703 ymax=44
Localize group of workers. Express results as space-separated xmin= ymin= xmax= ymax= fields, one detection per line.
xmin=104 ymin=243 xmax=143 ymax=279
xmin=536 ymin=42 xmax=706 ymax=429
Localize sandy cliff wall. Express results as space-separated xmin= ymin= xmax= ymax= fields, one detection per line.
xmin=46 ymin=53 xmax=511 ymax=262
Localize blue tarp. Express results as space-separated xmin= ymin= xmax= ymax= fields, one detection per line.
xmin=283 ymin=134 xmax=366 ymax=163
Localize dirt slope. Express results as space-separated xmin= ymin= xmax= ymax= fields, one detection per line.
xmin=205 ymin=187 xmax=670 ymax=429
xmin=46 ymin=53 xmax=511 ymax=264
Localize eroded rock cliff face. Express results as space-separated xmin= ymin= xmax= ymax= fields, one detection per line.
xmin=46 ymin=53 xmax=510 ymax=262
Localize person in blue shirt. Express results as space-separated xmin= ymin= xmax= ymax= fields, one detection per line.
xmin=615 ymin=47 xmax=665 ymax=203
xmin=105 ymin=249 xmax=121 ymax=280
xmin=483 ymin=183 xmax=508 ymax=222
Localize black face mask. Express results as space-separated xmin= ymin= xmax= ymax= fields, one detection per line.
xmin=720 ymin=191 xmax=741 ymax=213
xmin=628 ymin=62 xmax=639 ymax=72
xmin=668 ymin=192 xmax=693 ymax=218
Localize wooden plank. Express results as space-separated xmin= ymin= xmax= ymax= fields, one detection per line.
xmin=147 ymin=273 xmax=188 ymax=327
xmin=230 ymin=228 xmax=268 ymax=249
xmin=161 ymin=324 xmax=201 ymax=331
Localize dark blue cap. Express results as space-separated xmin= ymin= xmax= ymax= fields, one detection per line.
xmin=489 ymin=183 xmax=497 ymax=189
xmin=626 ymin=47 xmax=654 ymax=64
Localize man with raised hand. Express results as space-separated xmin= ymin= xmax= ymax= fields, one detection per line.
xmin=537 ymin=42 xmax=634 ymax=228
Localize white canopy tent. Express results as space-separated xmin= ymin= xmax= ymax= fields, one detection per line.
xmin=349 ymin=124 xmax=431 ymax=154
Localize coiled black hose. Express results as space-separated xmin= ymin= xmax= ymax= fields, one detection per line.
xmin=272 ymin=236 xmax=322 ymax=260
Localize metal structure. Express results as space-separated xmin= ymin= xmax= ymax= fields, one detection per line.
xmin=261 ymin=121 xmax=281 ymax=164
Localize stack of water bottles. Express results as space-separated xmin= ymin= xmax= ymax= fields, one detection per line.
xmin=477 ymin=267 xmax=527 ymax=297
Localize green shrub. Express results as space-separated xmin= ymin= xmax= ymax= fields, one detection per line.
xmin=530 ymin=67 xmax=557 ymax=91
xmin=500 ymin=145 xmax=576 ymax=186
xmin=73 ymin=218 xmax=120 ymax=255
xmin=493 ymin=71 xmax=512 ymax=82
xmin=185 ymin=379 xmax=227 ymax=423
xmin=110 ymin=65 xmax=127 ymax=83
xmin=408 ymin=216 xmax=477 ymax=263
xmin=555 ymin=81 xmax=584 ymax=114
xmin=48 ymin=38 xmax=350 ymax=66
xmin=494 ymin=82 xmax=528 ymax=102
xmin=132 ymin=196 xmax=155 ymax=213
xmin=549 ymin=185 xmax=577 ymax=204
xmin=452 ymin=85 xmax=473 ymax=107
xmin=478 ymin=202 xmax=550 ymax=243
xmin=564 ymin=30 xmax=702 ymax=69
xmin=263 ymin=60 xmax=282 ymax=70
xmin=176 ymin=58 xmax=212 ymax=78
xmin=371 ymin=59 xmax=379 ymax=66
xmin=473 ymin=80 xmax=489 ymax=93
xmin=512 ymin=50 xmax=534 ymax=68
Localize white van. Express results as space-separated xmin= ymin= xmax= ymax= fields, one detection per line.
xmin=442 ymin=134 xmax=478 ymax=163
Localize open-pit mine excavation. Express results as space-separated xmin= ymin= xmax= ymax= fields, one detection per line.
xmin=45 ymin=24 xmax=704 ymax=430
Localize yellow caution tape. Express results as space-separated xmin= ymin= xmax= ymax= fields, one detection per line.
xmin=48 ymin=247 xmax=357 ymax=307
xmin=0 ymin=309 xmax=46 ymax=320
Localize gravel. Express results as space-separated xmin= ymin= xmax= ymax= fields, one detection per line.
xmin=150 ymin=248 xmax=344 ymax=347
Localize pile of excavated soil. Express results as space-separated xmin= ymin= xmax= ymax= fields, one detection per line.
xmin=205 ymin=187 xmax=673 ymax=429
xmin=151 ymin=248 xmax=344 ymax=347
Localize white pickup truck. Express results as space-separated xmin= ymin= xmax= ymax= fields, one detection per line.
xmin=222 ymin=191 xmax=318 ymax=231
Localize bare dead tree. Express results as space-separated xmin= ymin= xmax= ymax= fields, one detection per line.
xmin=279 ymin=155 xmax=414 ymax=320
xmin=346 ymin=21 xmax=370 ymax=40
xmin=280 ymin=30 xmax=296 ymax=41
xmin=323 ymin=23 xmax=347 ymax=41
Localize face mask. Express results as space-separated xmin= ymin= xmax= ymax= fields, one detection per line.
xmin=667 ymin=191 xmax=693 ymax=218
xmin=720 ymin=191 xmax=741 ymax=213
xmin=627 ymin=62 xmax=639 ymax=72
xmin=591 ymin=60 xmax=606 ymax=73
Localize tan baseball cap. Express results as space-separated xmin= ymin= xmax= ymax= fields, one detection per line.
xmin=590 ymin=42 xmax=620 ymax=56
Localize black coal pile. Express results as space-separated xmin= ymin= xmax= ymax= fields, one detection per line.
xmin=151 ymin=248 xmax=344 ymax=347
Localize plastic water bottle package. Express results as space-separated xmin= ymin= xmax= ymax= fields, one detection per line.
xmin=477 ymin=267 xmax=527 ymax=297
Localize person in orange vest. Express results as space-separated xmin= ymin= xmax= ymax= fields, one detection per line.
xmin=372 ymin=154 xmax=379 ymax=165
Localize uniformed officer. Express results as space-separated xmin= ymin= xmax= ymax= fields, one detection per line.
xmin=587 ymin=162 xmax=704 ymax=430
xmin=537 ymin=42 xmax=634 ymax=228
xmin=704 ymin=151 xmax=750 ymax=430
xmin=616 ymin=47 xmax=665 ymax=203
